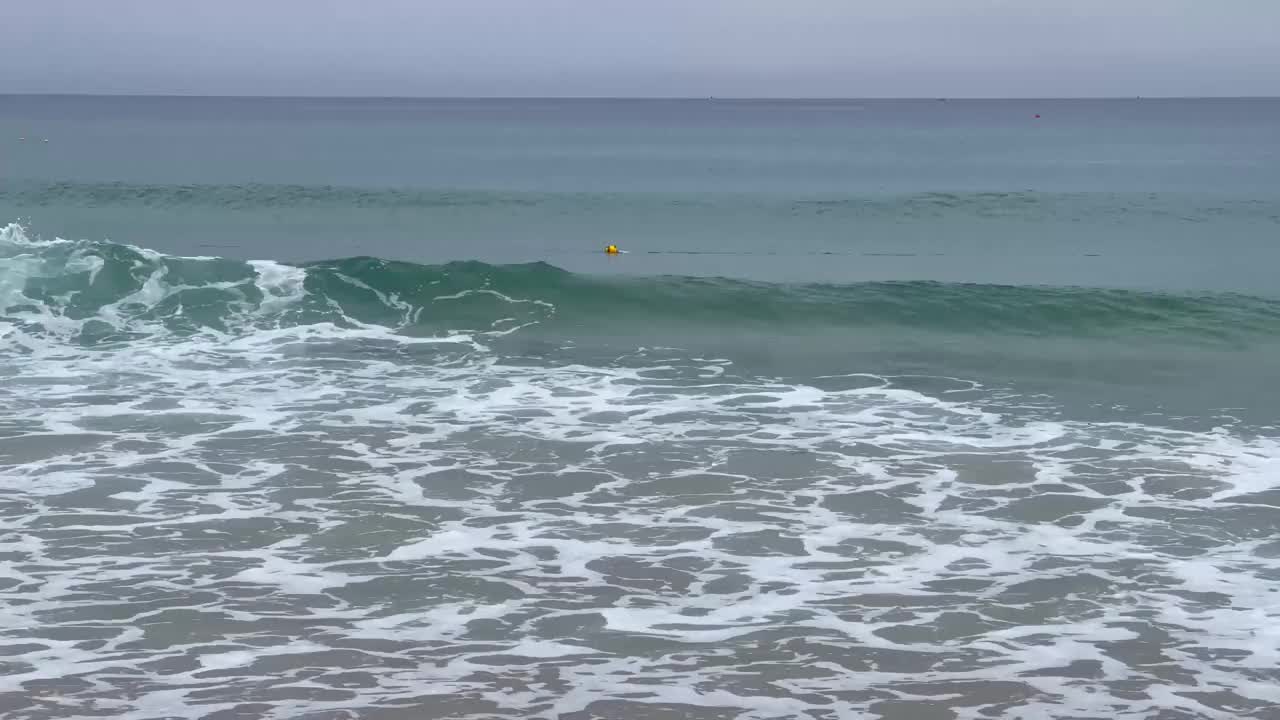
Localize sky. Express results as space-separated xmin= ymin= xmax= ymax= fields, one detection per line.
xmin=5 ymin=0 xmax=1278 ymax=98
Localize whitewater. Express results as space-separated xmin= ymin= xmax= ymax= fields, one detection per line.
xmin=2 ymin=222 xmax=1279 ymax=719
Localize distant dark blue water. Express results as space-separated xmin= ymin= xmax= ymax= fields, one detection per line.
xmin=2 ymin=96 xmax=1279 ymax=720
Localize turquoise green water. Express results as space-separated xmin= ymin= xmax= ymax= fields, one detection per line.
xmin=2 ymin=96 xmax=1279 ymax=720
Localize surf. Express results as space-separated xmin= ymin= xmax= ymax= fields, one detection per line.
xmin=5 ymin=223 xmax=1280 ymax=350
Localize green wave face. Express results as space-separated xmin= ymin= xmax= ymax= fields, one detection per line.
xmin=5 ymin=223 xmax=1280 ymax=349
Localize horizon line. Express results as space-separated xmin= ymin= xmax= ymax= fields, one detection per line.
xmin=2 ymin=92 xmax=1277 ymax=102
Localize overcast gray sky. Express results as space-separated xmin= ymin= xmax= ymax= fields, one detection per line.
xmin=5 ymin=0 xmax=1278 ymax=97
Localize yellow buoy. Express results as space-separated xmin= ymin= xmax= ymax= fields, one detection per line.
xmin=605 ymin=244 xmax=619 ymax=255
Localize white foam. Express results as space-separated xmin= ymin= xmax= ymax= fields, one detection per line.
xmin=251 ymin=259 xmax=309 ymax=316
xmin=227 ymin=556 xmax=360 ymax=595
xmin=197 ymin=650 xmax=259 ymax=670
xmin=5 ymin=221 xmax=1280 ymax=719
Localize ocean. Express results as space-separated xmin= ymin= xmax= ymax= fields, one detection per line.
xmin=2 ymin=95 xmax=1279 ymax=719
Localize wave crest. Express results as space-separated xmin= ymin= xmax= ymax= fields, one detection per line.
xmin=4 ymin=223 xmax=1280 ymax=348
